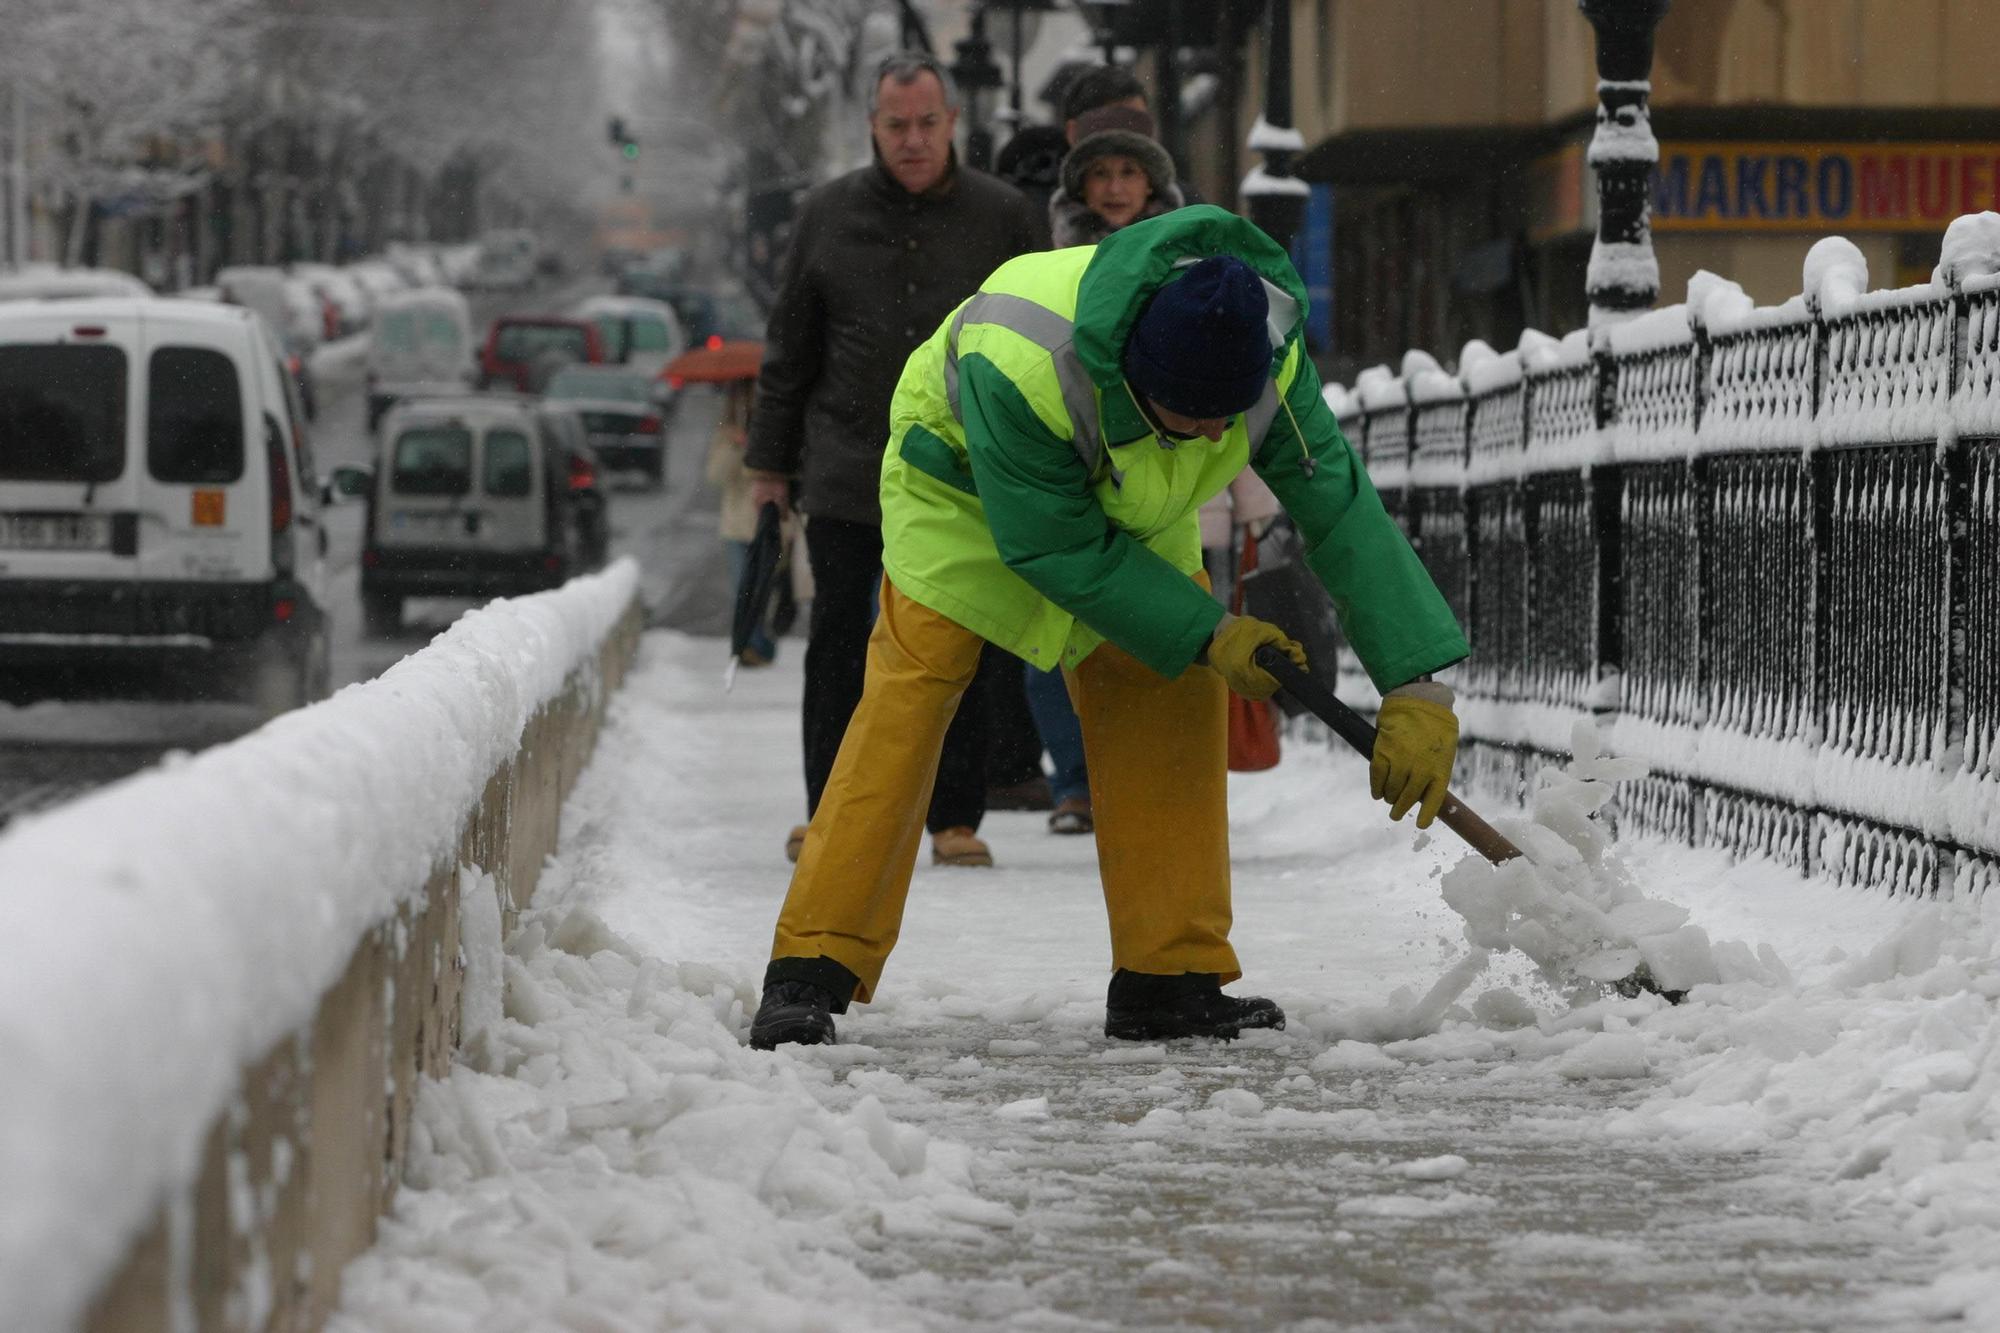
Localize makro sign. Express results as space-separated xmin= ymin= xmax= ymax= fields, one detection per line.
xmin=1651 ymin=142 xmax=2000 ymax=232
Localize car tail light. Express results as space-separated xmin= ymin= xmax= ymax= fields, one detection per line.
xmin=637 ymin=414 xmax=662 ymax=434
xmin=544 ymin=554 xmax=562 ymax=572
xmin=668 ymin=375 xmax=685 ymax=390
xmin=567 ymin=453 xmax=596 ymax=491
xmin=287 ymin=354 xmax=302 ymax=376
xmin=705 ymin=334 xmax=723 ymax=350
xmin=362 ymin=547 xmax=380 ymax=568
xmin=266 ymin=431 xmax=293 ymax=535
xmin=72 ymin=325 xmax=106 ymax=338
xmin=273 ymin=597 xmax=296 ymax=624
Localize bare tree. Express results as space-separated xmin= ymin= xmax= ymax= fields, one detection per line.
xmin=4 ymin=0 xmax=257 ymax=262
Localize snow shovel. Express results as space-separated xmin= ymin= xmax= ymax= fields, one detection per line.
xmin=1252 ymin=646 xmax=1684 ymax=1003
xmin=1252 ymin=646 xmax=1522 ymax=865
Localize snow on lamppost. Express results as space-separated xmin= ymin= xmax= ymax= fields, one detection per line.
xmin=1241 ymin=0 xmax=1309 ymax=251
xmin=1579 ymin=0 xmax=1670 ymax=331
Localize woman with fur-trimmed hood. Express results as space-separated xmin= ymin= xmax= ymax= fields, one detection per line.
xmin=1048 ymin=104 xmax=1185 ymax=249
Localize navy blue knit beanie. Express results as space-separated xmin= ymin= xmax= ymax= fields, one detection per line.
xmin=1121 ymin=255 xmax=1271 ymax=419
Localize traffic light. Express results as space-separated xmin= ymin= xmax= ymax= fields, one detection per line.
xmin=622 ymin=139 xmax=639 ymax=160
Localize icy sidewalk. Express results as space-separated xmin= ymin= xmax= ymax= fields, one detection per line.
xmin=330 ymin=632 xmax=1996 ymax=1332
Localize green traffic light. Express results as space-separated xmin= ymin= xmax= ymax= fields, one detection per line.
xmin=622 ymin=141 xmax=639 ymax=160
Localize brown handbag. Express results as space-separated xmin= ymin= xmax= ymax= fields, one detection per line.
xmin=1225 ymin=527 xmax=1282 ymax=772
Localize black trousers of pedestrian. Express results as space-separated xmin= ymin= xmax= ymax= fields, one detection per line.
xmin=803 ymin=516 xmax=988 ymax=833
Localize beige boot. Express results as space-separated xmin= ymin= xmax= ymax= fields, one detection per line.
xmin=930 ymin=826 xmax=993 ymax=867
xmin=785 ymin=824 xmax=808 ymax=864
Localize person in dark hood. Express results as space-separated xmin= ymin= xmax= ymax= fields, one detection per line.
xmin=1049 ymin=104 xmax=1186 ymax=248
xmin=744 ymin=52 xmax=1041 ymax=869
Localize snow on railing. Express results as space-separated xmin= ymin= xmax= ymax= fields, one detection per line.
xmin=1523 ymin=328 xmax=1603 ymax=473
xmin=0 ymin=561 xmax=641 ymax=1333
xmin=1817 ymin=265 xmax=1954 ymax=450
xmin=1323 ymin=212 xmax=2000 ymax=894
xmin=1698 ymin=296 xmax=1817 ymax=454
xmin=1606 ymin=303 xmax=1698 ymax=463
xmin=1954 ymin=275 xmax=2000 ymax=439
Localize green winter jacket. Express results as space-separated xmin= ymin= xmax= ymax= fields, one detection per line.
xmin=878 ymin=205 xmax=1467 ymax=689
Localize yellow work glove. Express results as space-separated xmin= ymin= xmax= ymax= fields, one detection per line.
xmin=1372 ymin=681 xmax=1459 ymax=828
xmin=1203 ymin=612 xmax=1306 ymax=701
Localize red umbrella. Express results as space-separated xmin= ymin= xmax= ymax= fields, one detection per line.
xmin=662 ymin=335 xmax=764 ymax=389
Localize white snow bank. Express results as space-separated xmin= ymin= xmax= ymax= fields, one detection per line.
xmin=1935 ymin=211 xmax=2000 ymax=287
xmin=0 ymin=560 xmax=640 ymax=1333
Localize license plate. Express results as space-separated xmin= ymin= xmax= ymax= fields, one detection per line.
xmin=0 ymin=512 xmax=111 ymax=551
xmin=392 ymin=509 xmax=458 ymax=532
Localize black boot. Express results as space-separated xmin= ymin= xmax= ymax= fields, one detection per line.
xmin=749 ymin=957 xmax=858 ymax=1050
xmin=1104 ymin=969 xmax=1285 ymax=1041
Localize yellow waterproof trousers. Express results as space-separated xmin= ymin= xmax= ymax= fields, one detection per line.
xmin=772 ymin=576 xmax=1238 ymax=1002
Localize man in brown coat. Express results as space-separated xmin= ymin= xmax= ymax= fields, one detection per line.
xmin=746 ymin=52 xmax=1041 ymax=867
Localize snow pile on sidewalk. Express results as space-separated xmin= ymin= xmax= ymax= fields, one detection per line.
xmin=0 ymin=561 xmax=638 ymax=1333
xmin=332 ymin=901 xmax=1002 ymax=1333
xmin=329 ymin=635 xmax=1998 ymax=1327
xmin=1440 ymin=723 xmax=1788 ymax=998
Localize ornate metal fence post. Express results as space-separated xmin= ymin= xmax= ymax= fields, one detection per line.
xmin=1242 ymin=0 xmax=1309 ymax=252
xmin=1578 ymin=0 xmax=1669 ymax=329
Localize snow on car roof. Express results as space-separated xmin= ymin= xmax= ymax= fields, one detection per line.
xmin=0 ymin=295 xmax=260 ymax=330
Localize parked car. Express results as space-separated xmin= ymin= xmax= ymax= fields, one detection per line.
xmin=345 ymin=395 xmax=608 ymax=635
xmin=216 ymin=266 xmax=321 ymax=420
xmin=571 ymin=295 xmax=688 ymax=378
xmin=614 ymin=276 xmax=763 ymax=345
xmin=478 ymin=315 xmax=604 ymax=393
xmin=542 ymin=365 xmax=670 ymax=487
xmin=0 ymin=265 xmax=152 ymax=301
xmin=0 ymin=296 xmax=331 ymax=713
xmin=346 ymin=259 xmax=409 ymax=311
xmin=465 ymin=229 xmax=540 ymax=292
xmin=366 ymin=287 xmax=477 ymax=431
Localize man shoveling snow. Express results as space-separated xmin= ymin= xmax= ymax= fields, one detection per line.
xmin=750 ymin=206 xmax=1468 ymax=1050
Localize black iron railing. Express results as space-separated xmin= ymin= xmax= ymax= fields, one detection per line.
xmin=1324 ymin=271 xmax=2000 ymax=898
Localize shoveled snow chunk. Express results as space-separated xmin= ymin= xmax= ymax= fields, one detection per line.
xmin=1398 ymin=1154 xmax=1470 ymax=1181
xmin=1558 ymin=1031 xmax=1651 ymax=1080
xmin=995 ymin=1097 xmax=1051 ymax=1122
xmin=1207 ymin=1088 xmax=1265 ymax=1118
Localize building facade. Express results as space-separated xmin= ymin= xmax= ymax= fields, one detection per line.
xmin=1204 ymin=0 xmax=2000 ymax=381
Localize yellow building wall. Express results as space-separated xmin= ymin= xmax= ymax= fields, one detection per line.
xmin=1294 ymin=0 xmax=1992 ymax=136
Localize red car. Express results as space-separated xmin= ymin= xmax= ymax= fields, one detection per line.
xmin=478 ymin=316 xmax=605 ymax=393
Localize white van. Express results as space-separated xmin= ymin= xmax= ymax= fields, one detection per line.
xmin=0 ymin=297 xmax=331 ymax=711
xmin=355 ymin=396 xmax=607 ymax=636
xmin=365 ymin=287 xmax=475 ymax=431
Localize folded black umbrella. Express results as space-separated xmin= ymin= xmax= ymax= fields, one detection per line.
xmin=730 ymin=501 xmax=786 ymax=666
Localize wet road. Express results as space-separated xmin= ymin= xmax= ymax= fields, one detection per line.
xmin=0 ymin=274 xmax=732 ymax=829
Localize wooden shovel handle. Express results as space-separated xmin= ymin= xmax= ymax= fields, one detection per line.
xmin=1252 ymin=646 xmax=1524 ymax=866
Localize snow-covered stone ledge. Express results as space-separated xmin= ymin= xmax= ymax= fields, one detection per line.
xmin=0 ymin=560 xmax=643 ymax=1333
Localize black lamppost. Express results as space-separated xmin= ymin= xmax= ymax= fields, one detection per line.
xmin=1241 ymin=0 xmax=1308 ymax=252
xmin=1578 ymin=0 xmax=1671 ymax=328
xmin=949 ymin=8 xmax=1004 ymax=172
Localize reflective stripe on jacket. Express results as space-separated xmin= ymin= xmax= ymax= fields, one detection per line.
xmin=879 ymin=206 xmax=1469 ymax=688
